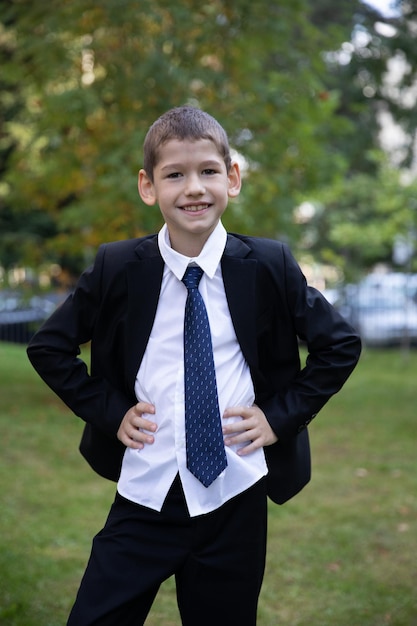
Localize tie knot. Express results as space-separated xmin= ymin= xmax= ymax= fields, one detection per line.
xmin=182 ymin=266 xmax=204 ymax=291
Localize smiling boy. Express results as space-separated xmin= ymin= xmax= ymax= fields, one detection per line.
xmin=139 ymin=137 xmax=238 ymax=256
xmin=27 ymin=105 xmax=361 ymax=625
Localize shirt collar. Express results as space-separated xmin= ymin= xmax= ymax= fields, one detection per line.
xmin=158 ymin=221 xmax=227 ymax=281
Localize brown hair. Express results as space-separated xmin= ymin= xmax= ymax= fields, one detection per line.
xmin=143 ymin=106 xmax=232 ymax=181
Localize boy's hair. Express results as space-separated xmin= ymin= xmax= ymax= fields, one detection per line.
xmin=143 ymin=106 xmax=232 ymax=181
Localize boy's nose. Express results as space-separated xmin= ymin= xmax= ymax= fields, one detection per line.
xmin=185 ymin=174 xmax=205 ymax=195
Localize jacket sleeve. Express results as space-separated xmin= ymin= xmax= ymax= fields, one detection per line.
xmin=27 ymin=245 xmax=133 ymax=436
xmin=256 ymin=243 xmax=361 ymax=440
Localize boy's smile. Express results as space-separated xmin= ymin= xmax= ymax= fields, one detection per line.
xmin=138 ymin=138 xmax=241 ymax=256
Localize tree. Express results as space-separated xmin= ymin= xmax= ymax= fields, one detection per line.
xmin=1 ymin=0 xmax=354 ymax=278
xmin=294 ymin=0 xmax=417 ymax=279
xmin=296 ymin=154 xmax=417 ymax=279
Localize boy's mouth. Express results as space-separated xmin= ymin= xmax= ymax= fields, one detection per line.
xmin=180 ymin=204 xmax=209 ymax=212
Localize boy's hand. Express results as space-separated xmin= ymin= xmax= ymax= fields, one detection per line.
xmin=117 ymin=402 xmax=157 ymax=449
xmin=222 ymin=404 xmax=278 ymax=456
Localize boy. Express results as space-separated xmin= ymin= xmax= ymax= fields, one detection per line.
xmin=27 ymin=105 xmax=361 ymax=625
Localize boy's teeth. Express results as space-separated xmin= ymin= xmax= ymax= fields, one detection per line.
xmin=184 ymin=205 xmax=207 ymax=212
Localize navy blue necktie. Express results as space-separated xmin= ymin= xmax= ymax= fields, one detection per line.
xmin=182 ymin=266 xmax=227 ymax=487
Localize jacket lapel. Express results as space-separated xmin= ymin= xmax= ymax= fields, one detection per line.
xmin=221 ymin=235 xmax=259 ymax=370
xmin=125 ymin=237 xmax=164 ymax=393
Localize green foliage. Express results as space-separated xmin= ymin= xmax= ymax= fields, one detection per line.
xmin=1 ymin=342 xmax=416 ymax=625
xmin=1 ymin=0 xmax=354 ymax=275
xmin=1 ymin=0 xmax=417 ymax=280
xmin=298 ymin=155 xmax=417 ymax=279
xmin=295 ymin=0 xmax=417 ymax=278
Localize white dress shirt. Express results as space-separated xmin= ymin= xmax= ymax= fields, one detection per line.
xmin=117 ymin=221 xmax=267 ymax=517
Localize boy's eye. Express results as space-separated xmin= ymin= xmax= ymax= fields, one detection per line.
xmin=166 ymin=172 xmax=182 ymax=179
xmin=202 ymin=168 xmax=217 ymax=175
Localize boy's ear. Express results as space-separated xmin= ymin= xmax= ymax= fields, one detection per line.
xmin=138 ymin=169 xmax=157 ymax=205
xmin=227 ymin=161 xmax=242 ymax=198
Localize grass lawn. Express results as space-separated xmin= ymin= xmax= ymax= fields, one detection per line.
xmin=0 ymin=342 xmax=416 ymax=625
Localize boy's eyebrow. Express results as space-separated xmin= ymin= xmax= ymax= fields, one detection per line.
xmin=159 ymin=159 xmax=223 ymax=172
xmin=159 ymin=163 xmax=184 ymax=172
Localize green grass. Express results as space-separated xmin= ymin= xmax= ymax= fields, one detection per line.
xmin=1 ymin=343 xmax=416 ymax=625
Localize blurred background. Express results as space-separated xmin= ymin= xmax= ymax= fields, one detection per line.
xmin=1 ymin=0 xmax=417 ymax=348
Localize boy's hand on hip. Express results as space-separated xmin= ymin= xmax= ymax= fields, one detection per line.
xmin=222 ymin=404 xmax=278 ymax=456
xmin=117 ymin=402 xmax=157 ymax=449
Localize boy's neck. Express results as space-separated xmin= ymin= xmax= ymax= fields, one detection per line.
xmin=168 ymin=225 xmax=218 ymax=258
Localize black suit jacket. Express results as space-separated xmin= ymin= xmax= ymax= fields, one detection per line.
xmin=27 ymin=233 xmax=361 ymax=504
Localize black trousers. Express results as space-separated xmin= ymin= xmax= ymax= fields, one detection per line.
xmin=67 ymin=476 xmax=268 ymax=626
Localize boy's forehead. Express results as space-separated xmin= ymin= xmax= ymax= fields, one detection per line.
xmin=156 ymin=137 xmax=223 ymax=163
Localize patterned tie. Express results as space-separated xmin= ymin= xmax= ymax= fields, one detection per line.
xmin=182 ymin=266 xmax=228 ymax=487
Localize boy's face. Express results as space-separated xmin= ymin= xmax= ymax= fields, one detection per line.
xmin=138 ymin=138 xmax=241 ymax=256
